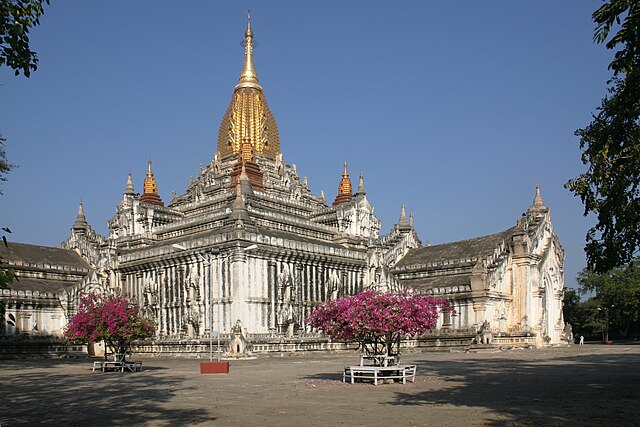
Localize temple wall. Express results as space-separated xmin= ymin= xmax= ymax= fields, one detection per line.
xmin=116 ymin=241 xmax=367 ymax=339
xmin=0 ymin=289 xmax=67 ymax=337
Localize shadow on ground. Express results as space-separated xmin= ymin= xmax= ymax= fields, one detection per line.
xmin=0 ymin=359 xmax=210 ymax=426
xmin=385 ymin=350 xmax=640 ymax=426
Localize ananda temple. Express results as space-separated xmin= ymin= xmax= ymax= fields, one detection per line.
xmin=0 ymin=17 xmax=567 ymax=352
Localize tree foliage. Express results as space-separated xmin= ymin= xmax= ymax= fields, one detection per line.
xmin=562 ymin=288 xmax=582 ymax=328
xmin=566 ymin=0 xmax=640 ymax=273
xmin=306 ymin=290 xmax=453 ymax=358
xmin=0 ymin=135 xmax=16 ymax=194
xmin=565 ymin=296 xmax=610 ymax=340
xmin=576 ymin=260 xmax=640 ymax=338
xmin=577 ymin=260 xmax=640 ymax=338
xmin=65 ymin=293 xmax=156 ymax=357
xmin=0 ymin=0 xmax=49 ymax=77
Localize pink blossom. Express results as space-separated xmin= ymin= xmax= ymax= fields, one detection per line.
xmin=305 ymin=290 xmax=454 ymax=356
xmin=65 ymin=293 xmax=156 ymax=357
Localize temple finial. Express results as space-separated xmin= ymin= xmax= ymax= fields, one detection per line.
xmin=236 ymin=12 xmax=261 ymax=90
xmin=333 ymin=161 xmax=354 ymax=206
xmin=532 ymin=183 xmax=544 ymax=208
xmin=124 ymin=173 xmax=135 ymax=196
xmin=140 ymin=160 xmax=164 ymax=206
xmin=356 ymin=171 xmax=366 ymax=196
xmin=73 ymin=201 xmax=88 ymax=231
xmin=398 ymin=204 xmax=410 ymax=228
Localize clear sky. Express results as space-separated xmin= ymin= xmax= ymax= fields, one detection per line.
xmin=0 ymin=1 xmax=612 ymax=289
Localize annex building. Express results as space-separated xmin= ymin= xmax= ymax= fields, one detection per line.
xmin=1 ymin=18 xmax=566 ymax=350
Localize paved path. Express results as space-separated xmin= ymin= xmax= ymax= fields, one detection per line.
xmin=1 ymin=344 xmax=639 ymax=426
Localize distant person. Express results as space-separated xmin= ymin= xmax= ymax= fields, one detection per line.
xmin=579 ymin=335 xmax=584 ymax=345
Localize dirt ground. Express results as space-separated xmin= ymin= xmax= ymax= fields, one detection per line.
xmin=1 ymin=344 xmax=639 ymax=426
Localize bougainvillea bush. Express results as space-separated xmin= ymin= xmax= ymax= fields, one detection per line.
xmin=65 ymin=293 xmax=156 ymax=359
xmin=306 ymin=290 xmax=454 ymax=358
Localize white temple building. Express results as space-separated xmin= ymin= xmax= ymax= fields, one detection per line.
xmin=1 ymin=17 xmax=566 ymax=348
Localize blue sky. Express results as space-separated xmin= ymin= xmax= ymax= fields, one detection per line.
xmin=0 ymin=1 xmax=612 ymax=289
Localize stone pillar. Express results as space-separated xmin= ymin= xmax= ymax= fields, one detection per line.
xmin=229 ymin=248 xmax=247 ymax=334
xmin=268 ymin=260 xmax=276 ymax=332
xmin=296 ymin=264 xmax=304 ymax=331
xmin=169 ymin=266 xmax=176 ymax=336
xmin=473 ymin=302 xmax=486 ymax=326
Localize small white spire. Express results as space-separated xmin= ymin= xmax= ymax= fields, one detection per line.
xmin=124 ymin=173 xmax=135 ymax=195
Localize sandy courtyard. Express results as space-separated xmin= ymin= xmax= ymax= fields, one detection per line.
xmin=1 ymin=344 xmax=638 ymax=426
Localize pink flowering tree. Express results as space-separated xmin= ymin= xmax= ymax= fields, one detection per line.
xmin=306 ymin=290 xmax=453 ymax=362
xmin=65 ymin=293 xmax=156 ymax=360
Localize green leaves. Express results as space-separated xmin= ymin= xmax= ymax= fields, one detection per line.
xmin=0 ymin=0 xmax=50 ymax=77
xmin=575 ymin=261 xmax=640 ymax=337
xmin=567 ymin=1 xmax=640 ymax=273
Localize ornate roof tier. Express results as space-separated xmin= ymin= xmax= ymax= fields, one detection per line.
xmin=217 ymin=14 xmax=280 ymax=159
xmin=140 ymin=160 xmax=164 ymax=206
xmin=333 ymin=162 xmax=354 ymax=206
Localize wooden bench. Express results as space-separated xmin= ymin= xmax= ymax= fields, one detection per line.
xmin=343 ymin=365 xmax=416 ymax=386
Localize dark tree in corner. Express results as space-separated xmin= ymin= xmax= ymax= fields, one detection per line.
xmin=0 ymin=0 xmax=49 ymax=77
xmin=566 ymin=1 xmax=640 ymax=273
xmin=0 ymin=0 xmax=49 ymax=194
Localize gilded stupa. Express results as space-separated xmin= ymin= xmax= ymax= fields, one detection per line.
xmin=333 ymin=162 xmax=354 ymax=206
xmin=140 ymin=160 xmax=163 ymax=206
xmin=217 ymin=13 xmax=280 ymax=159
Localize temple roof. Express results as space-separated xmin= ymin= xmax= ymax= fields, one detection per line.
xmin=6 ymin=277 xmax=82 ymax=293
xmin=217 ymin=14 xmax=280 ymax=159
xmin=395 ymin=227 xmax=516 ymax=268
xmin=1 ymin=242 xmax=91 ymax=272
xmin=401 ymin=274 xmax=472 ymax=291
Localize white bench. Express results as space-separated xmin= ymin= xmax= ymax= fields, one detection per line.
xmin=122 ymin=361 xmax=143 ymax=372
xmin=92 ymin=361 xmax=143 ymax=372
xmin=343 ymin=365 xmax=416 ymax=386
xmin=359 ymin=354 xmax=399 ymax=367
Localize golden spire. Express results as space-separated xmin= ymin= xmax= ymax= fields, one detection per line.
xmin=333 ymin=162 xmax=354 ymax=206
xmin=236 ymin=11 xmax=261 ymax=91
xmin=140 ymin=160 xmax=164 ymax=206
xmin=339 ymin=162 xmax=353 ymax=196
xmin=217 ymin=14 xmax=280 ymax=159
